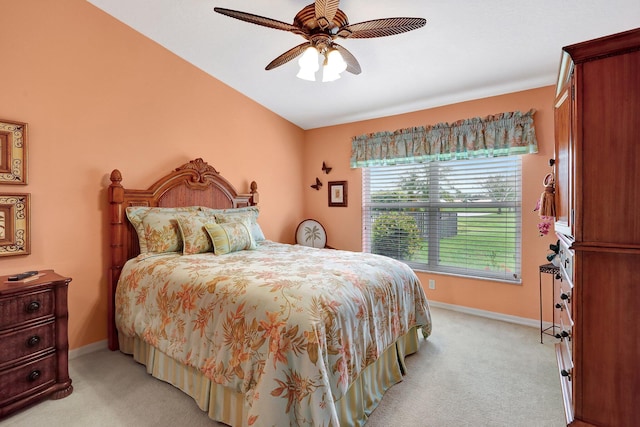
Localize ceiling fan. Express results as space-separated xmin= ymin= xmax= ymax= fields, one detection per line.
xmin=214 ymin=1 xmax=426 ymax=80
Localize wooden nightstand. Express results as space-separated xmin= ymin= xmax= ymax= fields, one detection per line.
xmin=0 ymin=270 xmax=72 ymax=419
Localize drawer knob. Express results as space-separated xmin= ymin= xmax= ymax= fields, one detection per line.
xmin=555 ymin=303 xmax=563 ymax=310
xmin=561 ymin=369 xmax=572 ymax=380
xmin=27 ymin=335 xmax=41 ymax=347
xmin=555 ymin=330 xmax=571 ymax=340
xmin=560 ymin=292 xmax=570 ymax=302
xmin=26 ymin=301 xmax=41 ymax=313
xmin=27 ymin=369 xmax=41 ymax=382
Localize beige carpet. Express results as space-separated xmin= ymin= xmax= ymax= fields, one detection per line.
xmin=3 ymin=307 xmax=566 ymax=427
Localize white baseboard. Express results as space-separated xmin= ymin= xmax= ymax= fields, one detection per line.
xmin=69 ymin=339 xmax=108 ymax=360
xmin=428 ymin=300 xmax=554 ymax=330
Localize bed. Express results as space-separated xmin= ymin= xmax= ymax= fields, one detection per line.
xmin=107 ymin=158 xmax=432 ymax=427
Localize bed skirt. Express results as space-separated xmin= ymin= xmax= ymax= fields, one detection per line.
xmin=118 ymin=326 xmax=421 ymax=427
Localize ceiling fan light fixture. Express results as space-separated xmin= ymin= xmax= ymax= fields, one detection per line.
xmin=297 ymin=67 xmax=318 ymax=81
xmin=297 ymin=46 xmax=320 ymax=81
xmin=322 ymin=49 xmax=347 ymax=82
xmin=215 ymin=2 xmax=425 ymax=80
xmin=321 ymin=66 xmax=341 ymax=82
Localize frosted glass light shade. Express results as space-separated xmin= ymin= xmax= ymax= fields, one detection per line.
xmin=297 ymin=46 xmax=320 ymax=81
xmin=322 ymin=49 xmax=347 ymax=82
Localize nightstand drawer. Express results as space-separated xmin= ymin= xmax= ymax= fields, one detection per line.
xmin=0 ymin=353 xmax=56 ymax=406
xmin=0 ymin=271 xmax=72 ymax=419
xmin=0 ymin=289 xmax=54 ymax=329
xmin=0 ymin=321 xmax=55 ymax=367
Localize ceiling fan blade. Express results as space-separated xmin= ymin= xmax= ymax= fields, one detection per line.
xmin=214 ymin=7 xmax=304 ymax=34
xmin=337 ymin=17 xmax=426 ymax=39
xmin=333 ymin=43 xmax=361 ymax=75
xmin=315 ymin=0 xmax=340 ymax=29
xmin=265 ymin=43 xmax=310 ymax=70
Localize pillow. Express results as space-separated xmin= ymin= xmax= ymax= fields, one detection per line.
xmin=206 ymin=206 xmax=266 ymax=242
xmin=177 ymin=214 xmax=213 ymax=254
xmin=204 ymin=221 xmax=256 ymax=255
xmin=126 ymin=206 xmax=199 ymax=254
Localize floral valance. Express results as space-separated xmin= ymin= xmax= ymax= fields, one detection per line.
xmin=350 ymin=109 xmax=538 ymax=167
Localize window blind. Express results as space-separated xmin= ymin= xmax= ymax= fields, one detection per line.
xmin=362 ymin=156 xmax=522 ymax=282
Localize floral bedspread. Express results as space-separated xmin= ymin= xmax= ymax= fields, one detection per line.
xmin=116 ymin=241 xmax=432 ymax=426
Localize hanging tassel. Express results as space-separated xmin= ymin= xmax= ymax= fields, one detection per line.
xmin=538 ymin=173 xmax=556 ymax=217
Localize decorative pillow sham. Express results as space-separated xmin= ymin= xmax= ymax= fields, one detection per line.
xmin=205 ymin=206 xmax=266 ymax=242
xmin=204 ymin=221 xmax=256 ymax=255
xmin=177 ymin=214 xmax=213 ymax=255
xmin=125 ymin=206 xmax=199 ymax=254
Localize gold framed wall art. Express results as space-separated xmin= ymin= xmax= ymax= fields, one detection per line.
xmin=0 ymin=119 xmax=28 ymax=184
xmin=0 ymin=193 xmax=30 ymax=256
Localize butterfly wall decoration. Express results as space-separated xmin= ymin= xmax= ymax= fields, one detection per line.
xmin=322 ymin=162 xmax=332 ymax=174
xmin=310 ymin=177 xmax=322 ymax=190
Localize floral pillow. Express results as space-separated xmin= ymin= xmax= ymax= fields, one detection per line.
xmin=204 ymin=221 xmax=256 ymax=255
xmin=207 ymin=206 xmax=266 ymax=242
xmin=126 ymin=206 xmax=198 ymax=254
xmin=177 ymin=214 xmax=213 ymax=255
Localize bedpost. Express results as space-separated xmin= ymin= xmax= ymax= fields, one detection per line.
xmin=250 ymin=181 xmax=259 ymax=205
xmin=108 ymin=169 xmax=124 ymax=351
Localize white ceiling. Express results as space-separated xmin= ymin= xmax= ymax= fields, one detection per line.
xmin=87 ymin=0 xmax=640 ymax=130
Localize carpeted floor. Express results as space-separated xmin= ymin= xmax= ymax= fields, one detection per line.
xmin=2 ymin=307 xmax=566 ymax=426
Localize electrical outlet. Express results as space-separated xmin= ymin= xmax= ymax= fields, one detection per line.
xmin=428 ymin=279 xmax=436 ymax=290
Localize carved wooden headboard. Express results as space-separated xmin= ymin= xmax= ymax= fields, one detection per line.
xmin=107 ymin=158 xmax=258 ymax=350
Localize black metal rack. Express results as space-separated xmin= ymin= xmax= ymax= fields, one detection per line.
xmin=539 ymin=262 xmax=560 ymax=343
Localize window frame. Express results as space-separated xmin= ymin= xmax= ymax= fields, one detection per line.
xmin=362 ymin=156 xmax=522 ymax=283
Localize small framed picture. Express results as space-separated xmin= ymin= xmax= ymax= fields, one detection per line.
xmin=0 ymin=193 xmax=30 ymax=257
xmin=328 ymin=181 xmax=347 ymax=207
xmin=0 ymin=119 xmax=28 ymax=184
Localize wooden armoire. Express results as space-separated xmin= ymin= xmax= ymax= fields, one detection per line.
xmin=553 ymin=28 xmax=640 ymax=426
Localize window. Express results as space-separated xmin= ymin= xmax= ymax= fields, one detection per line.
xmin=362 ymin=156 xmax=522 ymax=282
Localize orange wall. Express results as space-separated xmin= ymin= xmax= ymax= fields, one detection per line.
xmin=1 ymin=0 xmax=557 ymax=351
xmin=0 ymin=0 xmax=305 ymax=349
xmin=303 ymin=86 xmax=558 ymax=321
